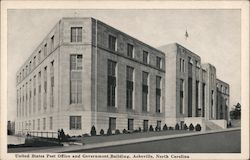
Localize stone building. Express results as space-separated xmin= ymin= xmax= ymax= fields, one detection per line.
xmin=15 ymin=17 xmax=165 ymax=136
xmin=15 ymin=17 xmax=229 ymax=136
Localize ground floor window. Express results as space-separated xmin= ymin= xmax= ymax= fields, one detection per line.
xmin=128 ymin=118 xmax=134 ymax=131
xmin=70 ymin=116 xmax=81 ymax=130
xmin=143 ymin=120 xmax=148 ymax=131
xmin=157 ymin=120 xmax=161 ymax=130
xmin=109 ymin=117 xmax=116 ymax=130
xmin=49 ymin=116 xmax=53 ymax=130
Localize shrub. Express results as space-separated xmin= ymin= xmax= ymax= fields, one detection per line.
xmin=115 ymin=129 xmax=120 ymax=135
xmin=195 ymin=124 xmax=202 ymax=131
xmin=175 ymin=123 xmax=180 ymax=130
xmin=189 ymin=123 xmax=194 ymax=131
xmin=149 ymin=125 xmax=154 ymax=132
xmin=100 ymin=129 xmax=104 ymax=135
xmin=169 ymin=126 xmax=174 ymax=130
xmin=107 ymin=128 xmax=112 ymax=136
xmin=183 ymin=124 xmax=188 ymax=130
xmin=77 ymin=135 xmax=82 ymax=137
xmin=138 ymin=127 xmax=142 ymax=132
xmin=82 ymin=133 xmax=90 ymax=137
xmin=90 ymin=125 xmax=97 ymax=136
xmin=123 ymin=129 xmax=128 ymax=134
xmin=163 ymin=124 xmax=168 ymax=131
xmin=227 ymin=122 xmax=232 ymax=128
xmin=155 ymin=126 xmax=158 ymax=131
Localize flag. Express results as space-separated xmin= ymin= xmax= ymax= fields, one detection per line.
xmin=185 ymin=29 xmax=189 ymax=40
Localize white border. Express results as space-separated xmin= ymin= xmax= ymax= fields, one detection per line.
xmin=1 ymin=1 xmax=249 ymax=160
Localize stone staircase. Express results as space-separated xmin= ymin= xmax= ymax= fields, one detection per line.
xmin=205 ymin=120 xmax=223 ymax=130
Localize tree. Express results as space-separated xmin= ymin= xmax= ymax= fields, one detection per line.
xmin=230 ymin=103 xmax=241 ymax=119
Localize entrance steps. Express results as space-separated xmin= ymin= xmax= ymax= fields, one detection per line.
xmin=205 ymin=120 xmax=223 ymax=130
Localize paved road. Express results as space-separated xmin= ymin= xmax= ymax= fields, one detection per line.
xmin=71 ymin=130 xmax=240 ymax=153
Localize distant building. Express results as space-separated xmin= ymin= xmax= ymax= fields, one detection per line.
xmin=15 ymin=17 xmax=229 ymax=136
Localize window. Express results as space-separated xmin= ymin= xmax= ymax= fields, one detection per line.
xmin=143 ymin=120 xmax=148 ymax=131
xmin=70 ymin=55 xmax=82 ymax=104
xmin=70 ymin=116 xmax=81 ymax=130
xmin=109 ymin=117 xmax=116 ymax=131
xmin=38 ymin=50 xmax=41 ymax=62
xmin=33 ymin=76 xmax=36 ymax=113
xmin=142 ymin=72 xmax=148 ymax=112
xmin=157 ymin=120 xmax=161 ymax=129
xmin=29 ymin=61 xmax=32 ymax=72
xmin=202 ymin=83 xmax=206 ymax=117
xmin=37 ymin=119 xmax=40 ymax=130
xmin=182 ymin=59 xmax=185 ymax=72
xmin=211 ymin=90 xmax=214 ymax=118
xmin=44 ymin=44 xmax=47 ymax=57
xmin=29 ymin=79 xmax=32 ymax=114
xmin=180 ymin=79 xmax=184 ymax=114
xmin=38 ymin=71 xmax=41 ymax=111
xmin=127 ymin=43 xmax=134 ymax=58
xmin=51 ymin=36 xmax=54 ymax=52
xmin=126 ymin=66 xmax=134 ymax=109
xmin=44 ymin=67 xmax=47 ymax=109
xmin=43 ymin=118 xmax=46 ymax=130
xmin=143 ymin=51 xmax=148 ymax=64
xmin=128 ymin=119 xmax=134 ymax=131
xmin=33 ymin=120 xmax=35 ymax=130
xmin=33 ymin=56 xmax=36 ymax=68
xmin=156 ymin=56 xmax=162 ymax=69
xmin=108 ymin=35 xmax=117 ymax=51
xmin=49 ymin=117 xmax=53 ymax=130
xmin=196 ymin=81 xmax=200 ymax=117
xmin=50 ymin=61 xmax=54 ymax=107
xmin=71 ymin=27 xmax=82 ymax=42
xmin=107 ymin=60 xmax=116 ymax=107
xmin=156 ymin=76 xmax=161 ymax=113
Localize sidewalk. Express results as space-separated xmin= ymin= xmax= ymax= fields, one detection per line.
xmin=24 ymin=127 xmax=240 ymax=153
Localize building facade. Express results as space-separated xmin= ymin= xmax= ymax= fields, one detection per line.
xmin=15 ymin=17 xmax=229 ymax=136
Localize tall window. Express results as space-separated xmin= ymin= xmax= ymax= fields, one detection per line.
xmin=38 ymin=50 xmax=41 ymax=62
xmin=109 ymin=117 xmax=116 ymax=131
xmin=128 ymin=119 xmax=134 ymax=131
xmin=202 ymin=83 xmax=206 ymax=117
xmin=51 ymin=36 xmax=54 ymax=52
xmin=196 ymin=81 xmax=200 ymax=116
xmin=126 ymin=66 xmax=134 ymax=109
xmin=71 ymin=27 xmax=82 ymax=42
xmin=211 ymin=90 xmax=214 ymax=118
xmin=37 ymin=119 xmax=40 ymax=130
xmin=156 ymin=76 xmax=161 ymax=113
xmin=127 ymin=43 xmax=134 ymax=58
xmin=43 ymin=118 xmax=46 ymax=130
xmin=38 ymin=71 xmax=41 ymax=111
xmin=156 ymin=56 xmax=162 ymax=69
xmin=70 ymin=116 xmax=81 ymax=130
xmin=44 ymin=66 xmax=47 ymax=110
xmin=50 ymin=61 xmax=54 ymax=107
xmin=33 ymin=76 xmax=37 ymax=111
xmin=25 ymin=82 xmax=28 ymax=116
xmin=143 ymin=51 xmax=148 ymax=64
xmin=142 ymin=72 xmax=148 ymax=112
xmin=49 ymin=116 xmax=53 ymax=130
xmin=107 ymin=60 xmax=116 ymax=107
xmin=29 ymin=61 xmax=32 ymax=72
xmin=70 ymin=55 xmax=82 ymax=104
xmin=33 ymin=120 xmax=35 ymax=130
xmin=33 ymin=56 xmax=36 ymax=68
xmin=108 ymin=35 xmax=116 ymax=51
xmin=180 ymin=79 xmax=184 ymax=114
xmin=44 ymin=44 xmax=47 ymax=57
xmin=29 ymin=79 xmax=32 ymax=115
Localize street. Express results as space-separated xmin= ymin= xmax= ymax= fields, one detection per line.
xmin=70 ymin=130 xmax=240 ymax=153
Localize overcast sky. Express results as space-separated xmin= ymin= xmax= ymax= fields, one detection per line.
xmin=7 ymin=9 xmax=241 ymax=120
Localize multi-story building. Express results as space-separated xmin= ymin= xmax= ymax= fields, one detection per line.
xmin=15 ymin=17 xmax=229 ymax=136
xmin=15 ymin=17 xmax=165 ymax=136
xmin=159 ymin=43 xmax=229 ymax=129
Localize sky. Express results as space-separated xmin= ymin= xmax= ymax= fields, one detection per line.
xmin=7 ymin=9 xmax=241 ymax=120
